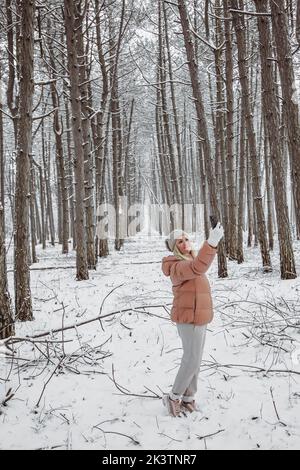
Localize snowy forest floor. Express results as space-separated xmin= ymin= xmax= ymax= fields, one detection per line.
xmin=1 ymin=233 xmax=300 ymax=450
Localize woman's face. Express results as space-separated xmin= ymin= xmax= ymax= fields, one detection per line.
xmin=176 ymin=235 xmax=192 ymax=255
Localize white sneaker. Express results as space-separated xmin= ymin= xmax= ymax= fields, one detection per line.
xmin=162 ymin=394 xmax=182 ymax=417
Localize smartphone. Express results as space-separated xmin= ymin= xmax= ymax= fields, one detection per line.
xmin=209 ymin=215 xmax=218 ymax=229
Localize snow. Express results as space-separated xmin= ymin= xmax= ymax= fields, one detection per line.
xmin=0 ymin=235 xmax=300 ymax=450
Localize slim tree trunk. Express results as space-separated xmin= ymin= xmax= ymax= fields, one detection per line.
xmin=29 ymin=157 xmax=37 ymax=263
xmin=6 ymin=0 xmax=19 ymax=145
xmin=108 ymin=2 xmax=126 ymax=251
xmin=158 ymin=0 xmax=180 ymax=207
xmin=94 ymin=0 xmax=109 ymax=258
xmin=156 ymin=86 xmax=171 ymax=210
xmin=237 ymin=107 xmax=246 ymax=264
xmin=214 ymin=4 xmax=229 ymax=256
xmin=163 ymin=0 xmax=184 ymax=221
xmin=98 ymin=111 xmax=111 ymax=258
xmin=37 ymin=161 xmax=46 ymax=249
xmin=263 ymin=116 xmax=274 ymax=251
xmin=43 ymin=134 xmax=55 ymax=246
xmin=48 ymin=41 xmax=69 ymax=254
xmin=246 ymin=140 xmax=253 ymax=247
xmin=0 ymin=64 xmax=14 ymax=339
xmin=297 ymin=0 xmax=300 ymax=45
xmin=224 ymin=0 xmax=237 ymax=259
xmin=64 ymin=89 xmax=76 ymax=250
xmin=33 ymin=172 xmax=41 ymax=243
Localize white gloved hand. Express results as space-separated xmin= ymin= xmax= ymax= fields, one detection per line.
xmin=207 ymin=222 xmax=224 ymax=248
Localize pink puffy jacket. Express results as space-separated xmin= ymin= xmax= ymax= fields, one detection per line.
xmin=161 ymin=241 xmax=217 ymax=326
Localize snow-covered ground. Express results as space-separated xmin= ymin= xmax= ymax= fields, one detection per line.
xmin=1 ymin=234 xmax=300 ymax=450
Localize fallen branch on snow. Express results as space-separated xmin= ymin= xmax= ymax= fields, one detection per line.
xmin=110 ymin=364 xmax=161 ymax=399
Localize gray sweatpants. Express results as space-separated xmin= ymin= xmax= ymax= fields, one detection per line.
xmin=170 ymin=323 xmax=207 ymax=403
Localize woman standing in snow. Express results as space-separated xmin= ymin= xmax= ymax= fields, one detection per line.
xmin=161 ymin=223 xmax=224 ymax=417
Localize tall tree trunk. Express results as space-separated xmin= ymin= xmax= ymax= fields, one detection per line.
xmin=158 ymin=0 xmax=180 ymax=209
xmin=214 ymin=4 xmax=229 ymax=257
xmin=224 ymin=0 xmax=237 ymax=259
xmin=263 ymin=116 xmax=274 ymax=251
xmin=0 ymin=64 xmax=14 ymax=339
xmin=156 ymin=91 xmax=171 ymax=209
xmin=270 ymin=0 xmax=300 ymax=240
xmin=64 ymin=0 xmax=89 ymax=280
xmin=37 ymin=160 xmax=46 ymax=249
xmin=29 ymin=157 xmax=37 ymax=263
xmin=33 ymin=170 xmax=41 ymax=243
xmin=94 ymin=0 xmax=109 ymax=258
xmin=163 ymin=0 xmax=184 ymax=224
xmin=297 ymin=0 xmax=300 ymax=45
xmin=48 ymin=41 xmax=69 ymax=254
xmin=231 ymin=0 xmax=272 ymax=272
xmin=237 ymin=107 xmax=246 ymax=264
xmin=110 ymin=78 xmax=124 ymax=250
xmin=108 ymin=2 xmax=126 ymax=251
xmin=64 ymin=89 xmax=76 ymax=250
xmin=14 ymin=0 xmax=35 ymax=321
xmin=98 ymin=111 xmax=111 ymax=258
xmin=246 ymin=140 xmax=253 ymax=247
xmin=178 ymin=0 xmax=228 ymax=278
xmin=6 ymin=0 xmax=19 ymax=145
xmin=43 ymin=133 xmax=55 ymax=246
xmin=254 ymin=0 xmax=296 ymax=279
xmin=77 ymin=19 xmax=96 ymax=269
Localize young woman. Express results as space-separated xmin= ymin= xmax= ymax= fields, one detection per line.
xmin=161 ymin=223 xmax=224 ymax=417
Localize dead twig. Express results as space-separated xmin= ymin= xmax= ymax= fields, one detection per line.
xmin=1 ymin=388 xmax=15 ymax=407
xmin=270 ymin=387 xmax=287 ymax=427
xmin=35 ymin=357 xmax=65 ymax=408
xmin=110 ymin=364 xmax=160 ymax=399
xmin=201 ymin=360 xmax=300 ymax=377
xmin=93 ymin=426 xmax=140 ymax=446
xmin=197 ymin=429 xmax=225 ymax=440
xmin=98 ymin=283 xmax=125 ymax=332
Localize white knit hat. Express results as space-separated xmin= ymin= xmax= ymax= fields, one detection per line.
xmin=165 ymin=229 xmax=190 ymax=252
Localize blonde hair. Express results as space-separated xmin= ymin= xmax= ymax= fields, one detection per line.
xmin=173 ymin=244 xmax=197 ymax=261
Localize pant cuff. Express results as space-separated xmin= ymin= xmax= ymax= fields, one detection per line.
xmin=182 ymin=395 xmax=195 ymax=403
xmin=169 ymin=391 xmax=181 ymax=401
